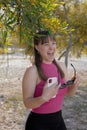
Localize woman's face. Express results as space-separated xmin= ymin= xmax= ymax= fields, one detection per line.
xmin=35 ymin=36 xmax=57 ymax=64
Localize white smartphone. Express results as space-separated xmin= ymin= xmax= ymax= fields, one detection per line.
xmin=47 ymin=77 xmax=57 ymax=87
xmin=47 ymin=77 xmax=58 ymax=98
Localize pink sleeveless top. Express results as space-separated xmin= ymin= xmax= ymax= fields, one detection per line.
xmin=32 ymin=62 xmax=68 ymax=114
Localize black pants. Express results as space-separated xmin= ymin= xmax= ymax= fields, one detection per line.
xmin=25 ymin=110 xmax=67 ymax=130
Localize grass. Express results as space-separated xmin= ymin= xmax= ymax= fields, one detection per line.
xmin=1 ymin=94 xmax=25 ymax=117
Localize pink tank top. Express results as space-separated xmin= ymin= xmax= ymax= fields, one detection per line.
xmin=32 ymin=62 xmax=68 ymax=114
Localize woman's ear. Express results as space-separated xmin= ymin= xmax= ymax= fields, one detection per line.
xmin=35 ymin=45 xmax=39 ymax=52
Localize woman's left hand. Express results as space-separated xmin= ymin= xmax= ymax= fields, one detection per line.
xmin=66 ymin=73 xmax=81 ymax=96
xmin=73 ymin=73 xmax=81 ymax=87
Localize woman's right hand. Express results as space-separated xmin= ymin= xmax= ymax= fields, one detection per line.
xmin=41 ymin=81 xmax=60 ymax=102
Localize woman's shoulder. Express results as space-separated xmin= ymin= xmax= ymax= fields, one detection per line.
xmin=24 ymin=64 xmax=38 ymax=77
xmin=28 ymin=64 xmax=37 ymax=71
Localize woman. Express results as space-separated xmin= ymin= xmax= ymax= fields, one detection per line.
xmin=22 ymin=30 xmax=79 ymax=130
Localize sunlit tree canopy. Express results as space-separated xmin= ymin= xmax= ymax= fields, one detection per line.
xmin=0 ymin=0 xmax=87 ymax=59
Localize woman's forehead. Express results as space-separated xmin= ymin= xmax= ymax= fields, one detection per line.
xmin=42 ymin=36 xmax=55 ymax=43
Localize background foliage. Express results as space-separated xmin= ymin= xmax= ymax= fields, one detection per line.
xmin=0 ymin=0 xmax=87 ymax=62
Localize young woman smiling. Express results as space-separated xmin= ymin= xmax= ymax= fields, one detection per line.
xmin=22 ymin=30 xmax=80 ymax=130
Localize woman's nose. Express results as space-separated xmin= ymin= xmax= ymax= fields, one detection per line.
xmin=49 ymin=44 xmax=54 ymax=49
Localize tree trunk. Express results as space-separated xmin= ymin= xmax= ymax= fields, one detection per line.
xmin=65 ymin=32 xmax=72 ymax=67
xmin=62 ymin=0 xmax=73 ymax=67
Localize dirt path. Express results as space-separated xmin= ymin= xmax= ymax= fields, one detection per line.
xmin=0 ymin=55 xmax=87 ymax=130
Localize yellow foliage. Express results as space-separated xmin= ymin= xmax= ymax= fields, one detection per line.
xmin=60 ymin=2 xmax=65 ymax=6
xmin=28 ymin=0 xmax=37 ymax=4
xmin=0 ymin=48 xmax=4 ymax=54
xmin=82 ymin=46 xmax=87 ymax=54
xmin=42 ymin=17 xmax=61 ymax=33
xmin=52 ymin=4 xmax=59 ymax=8
xmin=4 ymin=48 xmax=8 ymax=53
xmin=0 ymin=22 xmax=3 ymax=28
xmin=71 ymin=29 xmax=75 ymax=32
xmin=4 ymin=47 xmax=14 ymax=54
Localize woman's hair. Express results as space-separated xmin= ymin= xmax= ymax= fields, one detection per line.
xmin=33 ymin=30 xmax=65 ymax=80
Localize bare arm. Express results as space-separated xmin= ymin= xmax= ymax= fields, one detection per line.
xmin=22 ymin=65 xmax=45 ymax=109
xmin=22 ymin=65 xmax=59 ymax=109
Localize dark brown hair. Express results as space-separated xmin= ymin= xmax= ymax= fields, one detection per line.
xmin=33 ymin=30 xmax=65 ymax=80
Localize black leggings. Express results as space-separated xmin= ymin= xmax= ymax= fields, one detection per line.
xmin=25 ymin=110 xmax=67 ymax=130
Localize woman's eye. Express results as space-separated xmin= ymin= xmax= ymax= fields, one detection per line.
xmin=53 ymin=42 xmax=56 ymax=45
xmin=44 ymin=43 xmax=49 ymax=46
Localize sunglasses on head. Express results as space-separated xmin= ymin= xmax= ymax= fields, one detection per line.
xmin=60 ymin=64 xmax=76 ymax=89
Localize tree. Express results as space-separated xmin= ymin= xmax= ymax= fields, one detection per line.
xmin=0 ymin=0 xmax=87 ymax=66
xmin=70 ymin=1 xmax=87 ymax=56
xmin=55 ymin=0 xmax=87 ymax=65
xmin=0 ymin=0 xmax=68 ymax=54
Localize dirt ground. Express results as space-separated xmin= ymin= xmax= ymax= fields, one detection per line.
xmin=0 ymin=54 xmax=87 ymax=130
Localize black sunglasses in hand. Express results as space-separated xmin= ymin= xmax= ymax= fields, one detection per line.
xmin=60 ymin=64 xmax=76 ymax=89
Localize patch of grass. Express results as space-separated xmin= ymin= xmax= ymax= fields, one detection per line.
xmin=8 ymin=93 xmax=23 ymax=101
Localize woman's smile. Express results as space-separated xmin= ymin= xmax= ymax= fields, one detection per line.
xmin=47 ymin=52 xmax=54 ymax=59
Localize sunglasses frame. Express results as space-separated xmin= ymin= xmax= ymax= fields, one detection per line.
xmin=60 ymin=63 xmax=76 ymax=89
